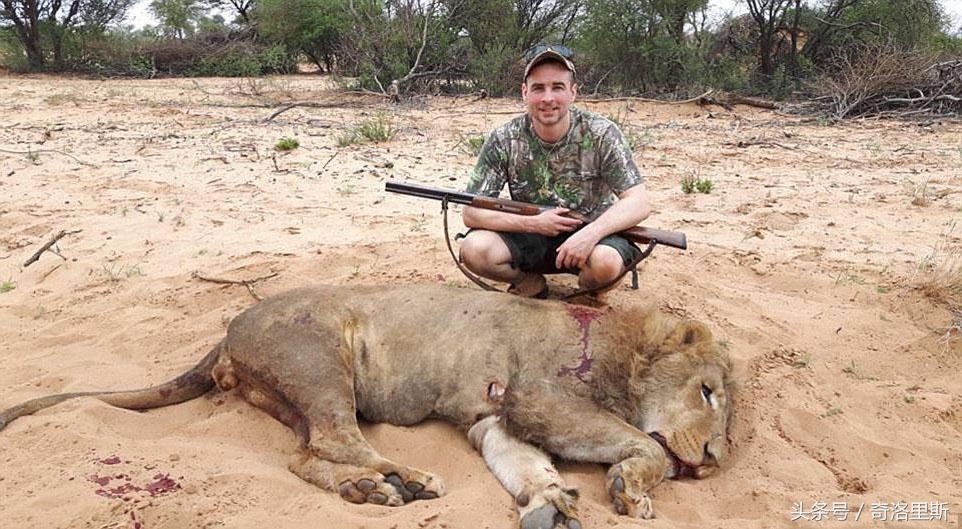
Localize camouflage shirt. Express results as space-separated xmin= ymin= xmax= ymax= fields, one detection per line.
xmin=467 ymin=107 xmax=643 ymax=222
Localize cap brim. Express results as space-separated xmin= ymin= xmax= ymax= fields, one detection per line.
xmin=524 ymin=50 xmax=576 ymax=79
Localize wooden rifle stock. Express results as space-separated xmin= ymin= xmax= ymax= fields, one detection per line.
xmin=385 ymin=180 xmax=687 ymax=250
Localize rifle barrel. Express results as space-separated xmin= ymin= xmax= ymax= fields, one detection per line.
xmin=384 ymin=180 xmax=687 ymax=250
xmin=385 ymin=180 xmax=476 ymax=206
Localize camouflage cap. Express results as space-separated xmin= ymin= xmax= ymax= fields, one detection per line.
xmin=523 ymin=44 xmax=576 ymax=80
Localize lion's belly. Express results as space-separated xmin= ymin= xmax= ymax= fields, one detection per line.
xmin=352 ymin=342 xmax=509 ymax=427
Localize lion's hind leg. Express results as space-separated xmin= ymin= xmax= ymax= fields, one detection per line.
xmin=284 ymin=417 xmax=444 ymax=505
xmin=224 ymin=321 xmax=444 ymax=505
xmin=250 ymin=323 xmax=443 ymax=504
xmin=294 ymin=417 xmax=445 ymax=504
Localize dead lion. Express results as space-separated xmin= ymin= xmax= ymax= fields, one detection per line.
xmin=0 ymin=284 xmax=733 ymax=528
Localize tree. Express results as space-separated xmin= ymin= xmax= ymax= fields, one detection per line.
xmin=150 ymin=0 xmax=207 ymax=38
xmin=0 ymin=0 xmax=134 ymax=69
xmin=804 ymin=0 xmax=945 ymax=59
xmin=208 ymin=0 xmax=256 ymax=24
xmin=574 ymin=0 xmax=708 ymax=92
xmin=743 ymin=0 xmax=792 ymax=78
xmin=652 ymin=0 xmax=707 ymax=46
xmin=256 ymin=0 xmax=350 ymax=72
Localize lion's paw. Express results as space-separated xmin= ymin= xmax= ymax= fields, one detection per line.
xmin=384 ymin=472 xmax=444 ymax=503
xmin=606 ymin=461 xmax=656 ymax=519
xmin=517 ymin=484 xmax=581 ymax=529
xmin=338 ymin=477 xmax=405 ymax=506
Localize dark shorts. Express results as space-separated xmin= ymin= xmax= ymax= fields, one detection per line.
xmin=496 ymin=230 xmax=642 ymax=275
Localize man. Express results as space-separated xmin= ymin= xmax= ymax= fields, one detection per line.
xmin=460 ymin=45 xmax=652 ymax=298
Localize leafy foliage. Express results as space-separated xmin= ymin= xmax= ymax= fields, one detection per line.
xmin=1 ymin=0 xmax=960 ymax=109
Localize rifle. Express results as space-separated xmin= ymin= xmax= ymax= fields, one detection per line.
xmin=385 ymin=180 xmax=687 ymax=250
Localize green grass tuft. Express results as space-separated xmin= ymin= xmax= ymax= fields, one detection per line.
xmin=275 ymin=137 xmax=300 ymax=151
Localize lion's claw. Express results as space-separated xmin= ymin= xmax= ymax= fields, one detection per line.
xmin=521 ymin=503 xmax=581 ymax=529
xmin=606 ymin=461 xmax=656 ymax=519
xmin=518 ymin=484 xmax=580 ymax=529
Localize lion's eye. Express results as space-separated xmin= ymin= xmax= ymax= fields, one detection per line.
xmin=701 ymin=384 xmax=713 ymax=403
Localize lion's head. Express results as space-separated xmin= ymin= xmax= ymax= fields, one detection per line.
xmin=594 ymin=308 xmax=735 ymax=480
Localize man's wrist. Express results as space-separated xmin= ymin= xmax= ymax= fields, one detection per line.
xmin=578 ymin=221 xmax=605 ymax=242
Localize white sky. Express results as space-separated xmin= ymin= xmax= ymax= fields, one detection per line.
xmin=126 ymin=0 xmax=962 ymax=31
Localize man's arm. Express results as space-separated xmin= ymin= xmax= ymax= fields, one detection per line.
xmin=463 ymin=204 xmax=582 ymax=235
xmin=555 ymin=183 xmax=651 ymax=269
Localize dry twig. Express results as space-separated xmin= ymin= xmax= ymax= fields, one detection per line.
xmin=23 ymin=229 xmax=81 ymax=267
xmin=0 ymin=148 xmax=98 ymax=167
xmin=192 ymin=271 xmax=279 ymax=301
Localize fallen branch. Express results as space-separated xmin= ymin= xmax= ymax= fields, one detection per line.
xmin=699 ymin=95 xmax=734 ymax=111
xmin=263 ymin=101 xmax=357 ymax=122
xmin=23 ymin=229 xmax=80 ymax=267
xmin=192 ymin=271 xmax=279 ymax=301
xmin=725 ymin=96 xmax=777 ymax=110
xmin=724 ymin=139 xmax=799 ymax=150
xmin=582 ymin=89 xmax=715 ymax=105
xmin=0 ymin=148 xmax=98 ymax=167
xmin=883 ymin=94 xmax=962 ymax=104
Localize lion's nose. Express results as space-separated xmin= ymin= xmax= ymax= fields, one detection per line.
xmin=703 ymin=441 xmax=717 ymax=465
xmin=704 ymin=433 xmax=726 ymax=465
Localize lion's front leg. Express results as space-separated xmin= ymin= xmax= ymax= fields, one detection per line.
xmin=501 ymin=380 xmax=668 ymax=520
xmin=468 ymin=416 xmax=582 ymax=529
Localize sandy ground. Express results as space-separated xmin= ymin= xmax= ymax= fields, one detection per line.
xmin=1 ymin=75 xmax=961 ymax=529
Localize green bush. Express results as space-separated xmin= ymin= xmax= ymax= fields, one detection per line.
xmin=188 ymin=43 xmax=296 ymax=77
xmin=682 ymin=176 xmax=714 ymax=194
xmin=461 ymin=134 xmax=487 ymax=156
xmin=337 ymin=116 xmax=397 ymax=147
xmin=0 ymin=29 xmax=29 ymax=72
xmin=275 ymin=137 xmax=300 ymax=151
xmin=356 ymin=117 xmax=396 ymax=143
xmin=695 ymin=178 xmax=714 ymax=194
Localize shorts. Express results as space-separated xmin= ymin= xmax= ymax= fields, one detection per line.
xmin=496 ymin=230 xmax=642 ymax=275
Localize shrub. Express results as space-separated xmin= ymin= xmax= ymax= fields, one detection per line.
xmin=461 ymin=134 xmax=486 ymax=156
xmin=337 ymin=116 xmax=397 ymax=147
xmin=355 ymin=117 xmax=396 ymax=143
xmin=695 ymin=178 xmax=714 ymax=194
xmin=275 ymin=138 xmax=300 ymax=151
xmin=682 ymin=176 xmax=714 ymax=194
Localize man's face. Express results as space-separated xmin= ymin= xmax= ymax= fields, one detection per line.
xmin=522 ymin=61 xmax=577 ymax=130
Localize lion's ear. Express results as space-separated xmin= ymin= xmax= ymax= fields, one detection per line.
xmin=663 ymin=320 xmax=713 ymax=349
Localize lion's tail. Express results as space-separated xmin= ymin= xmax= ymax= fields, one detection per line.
xmin=0 ymin=341 xmax=223 ymax=432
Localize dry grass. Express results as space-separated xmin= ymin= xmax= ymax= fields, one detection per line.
xmin=817 ymin=44 xmax=943 ymax=118
xmin=913 ymin=226 xmax=962 ymax=345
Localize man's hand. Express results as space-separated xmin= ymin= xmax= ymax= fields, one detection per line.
xmin=555 ymin=227 xmax=601 ymax=270
xmin=529 ymin=208 xmax=582 ymax=237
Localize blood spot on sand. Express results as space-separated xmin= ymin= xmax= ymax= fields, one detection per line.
xmin=145 ymin=474 xmax=181 ymax=496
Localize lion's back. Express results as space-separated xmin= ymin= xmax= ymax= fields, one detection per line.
xmin=225 ymin=284 xmax=580 ymax=427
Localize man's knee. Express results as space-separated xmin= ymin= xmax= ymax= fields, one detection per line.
xmin=460 ymin=231 xmax=510 ymax=270
xmin=584 ymin=245 xmax=625 ymax=282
